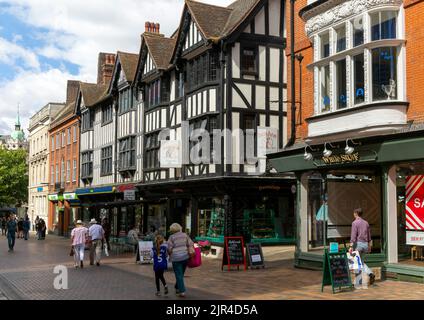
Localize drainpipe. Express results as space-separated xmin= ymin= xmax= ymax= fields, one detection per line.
xmin=285 ymin=0 xmax=296 ymax=148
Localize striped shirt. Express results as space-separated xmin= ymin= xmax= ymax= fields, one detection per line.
xmin=71 ymin=226 xmax=88 ymax=246
xmin=167 ymin=232 xmax=193 ymax=262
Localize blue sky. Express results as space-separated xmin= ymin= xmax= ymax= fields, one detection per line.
xmin=0 ymin=0 xmax=232 ymax=136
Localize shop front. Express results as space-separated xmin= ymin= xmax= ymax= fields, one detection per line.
xmin=76 ymin=185 xmax=142 ymax=237
xmin=138 ymin=177 xmax=296 ymax=246
xmin=269 ymin=130 xmax=424 ymax=282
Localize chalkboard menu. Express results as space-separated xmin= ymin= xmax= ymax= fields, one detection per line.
xmin=321 ymin=248 xmax=352 ymax=293
xmin=222 ymin=237 xmax=246 ymax=271
xmin=247 ymin=243 xmax=265 ymax=269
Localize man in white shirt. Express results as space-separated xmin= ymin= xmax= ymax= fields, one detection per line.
xmin=88 ymin=219 xmax=105 ymax=266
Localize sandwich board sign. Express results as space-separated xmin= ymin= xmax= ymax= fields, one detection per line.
xmin=246 ymin=243 xmax=265 ymax=269
xmin=137 ymin=241 xmax=153 ymax=264
xmin=222 ymin=237 xmax=246 ymax=271
xmin=321 ymin=248 xmax=353 ymax=293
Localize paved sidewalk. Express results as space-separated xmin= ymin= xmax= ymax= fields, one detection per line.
xmin=0 ymin=234 xmax=423 ymax=300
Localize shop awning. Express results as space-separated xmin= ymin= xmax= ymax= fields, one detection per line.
xmin=76 ymin=186 xmax=116 ymax=196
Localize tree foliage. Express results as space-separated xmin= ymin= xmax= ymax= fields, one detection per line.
xmin=0 ymin=148 xmax=28 ymax=207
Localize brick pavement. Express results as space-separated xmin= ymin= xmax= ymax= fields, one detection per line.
xmin=0 ymin=233 xmax=423 ymax=300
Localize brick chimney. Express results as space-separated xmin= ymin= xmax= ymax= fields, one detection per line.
xmin=66 ymin=80 xmax=80 ymax=105
xmin=145 ymin=21 xmax=160 ymax=34
xmin=97 ymin=52 xmax=116 ymax=85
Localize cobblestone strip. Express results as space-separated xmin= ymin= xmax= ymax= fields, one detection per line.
xmin=0 ymin=272 xmax=22 ymax=300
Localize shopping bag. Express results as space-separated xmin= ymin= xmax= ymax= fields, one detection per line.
xmin=187 ymin=246 xmax=202 ymax=268
xmin=347 ymin=250 xmax=362 ymax=271
xmin=104 ymin=243 xmax=109 ymax=257
xmin=69 ymin=246 xmax=74 ymax=257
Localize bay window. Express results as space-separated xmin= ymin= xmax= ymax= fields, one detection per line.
xmin=312 ymin=9 xmax=403 ymax=115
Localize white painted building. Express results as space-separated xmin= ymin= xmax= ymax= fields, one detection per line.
xmin=28 ymin=103 xmax=64 ymax=226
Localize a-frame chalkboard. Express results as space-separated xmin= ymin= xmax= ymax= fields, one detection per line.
xmin=222 ymin=236 xmax=247 ymax=271
xmin=321 ymin=248 xmax=353 ymax=293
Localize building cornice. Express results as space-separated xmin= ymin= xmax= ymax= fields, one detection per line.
xmin=302 ymin=0 xmax=403 ymax=37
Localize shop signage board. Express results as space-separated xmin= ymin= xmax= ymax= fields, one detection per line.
xmin=321 ymin=248 xmax=352 ymax=294
xmin=124 ymin=190 xmax=136 ymax=201
xmin=246 ymin=243 xmax=265 ymax=269
xmin=63 ymin=193 xmax=78 ymax=200
xmin=405 ymin=175 xmax=424 ymax=231
xmin=406 ymin=231 xmax=424 ymax=246
xmin=160 ymin=140 xmax=182 ymax=168
xmin=137 ymin=241 xmax=153 ymax=264
xmin=222 ymin=236 xmax=246 ymax=271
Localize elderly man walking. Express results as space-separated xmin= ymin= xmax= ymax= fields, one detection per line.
xmin=89 ymin=219 xmax=105 ymax=266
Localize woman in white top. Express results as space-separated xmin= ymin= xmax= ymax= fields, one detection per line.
xmin=71 ymin=220 xmax=88 ymax=268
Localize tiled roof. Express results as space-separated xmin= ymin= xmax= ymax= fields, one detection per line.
xmin=79 ymin=82 xmax=109 ymax=107
xmin=117 ymin=52 xmax=139 ymax=82
xmin=185 ymin=0 xmax=261 ymax=40
xmin=143 ymin=34 xmax=176 ymax=70
xmin=50 ymin=102 xmax=76 ymax=129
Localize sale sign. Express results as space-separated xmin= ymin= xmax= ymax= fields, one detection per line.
xmin=405 ymin=176 xmax=424 ymax=230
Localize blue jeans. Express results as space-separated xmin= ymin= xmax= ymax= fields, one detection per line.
xmin=7 ymin=233 xmax=15 ymax=250
xmin=172 ymin=260 xmax=188 ymax=293
xmin=354 ymin=242 xmax=372 ymax=286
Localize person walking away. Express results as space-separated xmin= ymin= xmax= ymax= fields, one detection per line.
xmin=102 ymin=218 xmax=111 ymax=251
xmin=23 ymin=217 xmax=30 ymax=240
xmin=36 ymin=219 xmax=42 ymax=240
xmin=1 ymin=217 xmax=6 ymax=236
xmin=71 ymin=220 xmax=88 ymax=268
xmin=6 ymin=215 xmax=17 ymax=252
xmin=152 ymin=234 xmax=169 ymax=296
xmin=167 ymin=223 xmax=194 ymax=298
xmin=17 ymin=218 xmax=24 ymax=239
xmin=127 ymin=225 xmax=139 ymax=253
xmin=88 ymin=219 xmax=105 ymax=266
xmin=40 ymin=219 xmax=46 ymax=239
xmin=34 ymin=215 xmax=39 ymax=234
xmin=349 ymin=208 xmax=376 ymax=289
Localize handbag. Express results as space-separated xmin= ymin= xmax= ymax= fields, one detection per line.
xmin=187 ymin=246 xmax=202 ymax=268
xmin=69 ymin=246 xmax=74 ymax=257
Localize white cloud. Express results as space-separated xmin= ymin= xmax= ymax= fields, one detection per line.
xmin=0 ymin=37 xmax=40 ymax=70
xmin=0 ymin=0 xmax=234 ymax=134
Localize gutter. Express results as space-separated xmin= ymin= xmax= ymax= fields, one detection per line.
xmin=285 ymin=0 xmax=296 ymax=148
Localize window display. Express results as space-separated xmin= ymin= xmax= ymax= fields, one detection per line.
xmin=244 ymin=209 xmax=276 ymax=240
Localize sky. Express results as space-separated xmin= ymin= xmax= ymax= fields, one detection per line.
xmin=0 ymin=0 xmax=233 ymax=136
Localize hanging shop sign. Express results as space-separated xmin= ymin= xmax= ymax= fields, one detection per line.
xmin=160 ymin=140 xmax=182 ymax=168
xmin=257 ymin=127 xmax=279 ymax=156
xmin=405 ymin=175 xmax=424 ymax=231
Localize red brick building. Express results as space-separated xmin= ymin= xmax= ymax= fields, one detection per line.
xmin=48 ymin=80 xmax=80 ymax=236
xmin=270 ymin=0 xmax=424 ymax=282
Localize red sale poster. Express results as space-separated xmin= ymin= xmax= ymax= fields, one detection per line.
xmin=406 ymin=175 xmax=424 ymax=231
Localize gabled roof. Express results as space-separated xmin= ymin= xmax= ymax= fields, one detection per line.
xmin=79 ymin=82 xmax=109 ymax=108
xmin=50 ymin=102 xmax=76 ymax=130
xmin=117 ymin=51 xmax=139 ymax=83
xmin=185 ymin=0 xmax=262 ymax=41
xmin=143 ymin=34 xmax=176 ymax=70
xmin=186 ymin=0 xmax=232 ymax=40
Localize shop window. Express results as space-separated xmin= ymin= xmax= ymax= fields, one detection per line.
xmin=396 ymin=163 xmax=424 ymax=266
xmin=372 ymin=47 xmax=398 ymax=101
xmin=307 ymin=172 xmax=382 ymax=252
